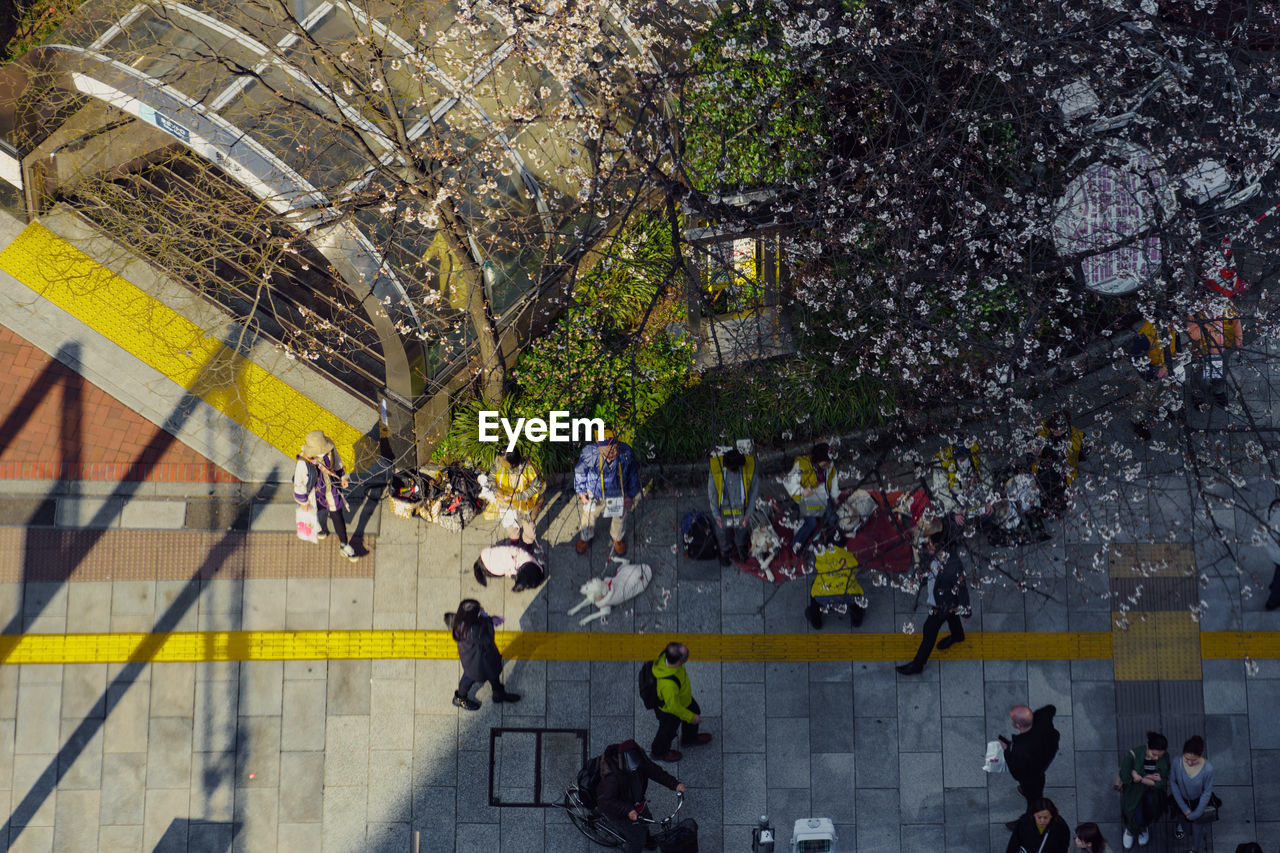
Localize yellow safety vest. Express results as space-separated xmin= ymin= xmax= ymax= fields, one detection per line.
xmin=492 ymin=459 xmax=544 ymax=514
xmin=710 ymin=454 xmax=756 ymax=519
xmin=1034 ymin=423 xmax=1082 ymax=485
xmin=937 ymin=443 xmax=981 ymax=490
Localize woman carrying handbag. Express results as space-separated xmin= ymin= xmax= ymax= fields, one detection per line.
xmin=294 ymin=430 xmax=359 ymax=561
xmin=1170 ymin=735 xmax=1218 ymax=853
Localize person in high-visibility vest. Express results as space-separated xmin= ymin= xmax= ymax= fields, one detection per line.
xmin=783 ymin=442 xmax=840 ymax=553
xmin=1187 ymin=301 xmax=1243 ymax=410
xmin=707 ymin=448 xmax=759 ymax=565
xmin=489 ymin=449 xmax=544 ymax=547
xmin=1125 ymin=321 xmax=1182 ymax=442
xmin=1032 ymin=411 xmax=1083 ymax=517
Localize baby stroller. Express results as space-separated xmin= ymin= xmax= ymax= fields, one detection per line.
xmin=804 ymin=546 xmax=866 ymax=629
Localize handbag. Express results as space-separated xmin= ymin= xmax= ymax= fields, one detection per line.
xmin=295 ymin=502 xmax=319 ymax=543
xmin=1198 ymin=792 xmax=1222 ymax=823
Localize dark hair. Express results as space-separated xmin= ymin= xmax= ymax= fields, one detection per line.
xmin=723 ymin=449 xmax=746 ymax=471
xmin=1127 ymin=334 xmax=1150 ymax=360
xmin=664 ymin=642 xmax=688 ymax=665
xmin=451 ymin=599 xmax=482 ymax=642
xmin=512 ymin=561 xmax=546 ymax=593
xmin=1074 ymin=822 xmax=1106 ymax=853
xmin=1233 ymin=843 xmax=1263 ymax=853
xmin=1147 ymin=731 xmax=1168 ymax=751
xmin=811 ymin=443 xmax=830 ymax=464
xmin=1183 ymin=735 xmax=1205 ymax=756
xmin=1047 ymin=409 xmax=1070 ymax=432
xmin=1029 ymin=798 xmax=1058 ymax=819
xmin=504 ymin=448 xmax=525 ymax=467
xmin=472 ymin=559 xmax=489 ymax=587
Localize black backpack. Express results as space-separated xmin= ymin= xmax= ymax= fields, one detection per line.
xmin=680 ymin=512 xmax=719 ymax=560
xmin=575 ymin=753 xmax=604 ymax=809
xmin=638 ymin=661 xmax=679 ymax=710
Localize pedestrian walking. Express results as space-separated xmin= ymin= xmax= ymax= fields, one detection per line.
xmin=444 ymin=599 xmax=520 ymax=711
xmin=594 ymin=740 xmax=686 ymax=853
xmin=1074 ymin=822 xmax=1114 ymax=853
xmin=896 ymin=526 xmax=970 ymax=675
xmin=1000 ymin=704 xmax=1061 ymax=822
xmin=784 ymin=442 xmax=840 ymax=553
xmin=1005 ymin=797 xmax=1070 ymax=853
xmin=294 ymin=429 xmax=358 ymax=561
xmin=1259 ymin=499 xmax=1280 ymax=611
xmin=1170 ymin=735 xmax=1215 ymax=853
xmin=708 ymin=447 xmax=759 ymax=566
xmin=647 ymin=642 xmax=712 ymax=762
xmin=488 ymin=448 xmax=544 ymax=547
xmin=573 ymin=430 xmax=641 ymax=556
xmin=1115 ymin=731 xmax=1169 ymax=849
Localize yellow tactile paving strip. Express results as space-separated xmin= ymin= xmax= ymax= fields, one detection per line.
xmin=0 ymin=628 xmax=1151 ymax=665
xmin=0 ymin=629 xmax=1272 ymax=666
xmin=0 ymin=222 xmax=364 ymax=465
xmin=1109 ymin=542 xmax=1202 ymax=681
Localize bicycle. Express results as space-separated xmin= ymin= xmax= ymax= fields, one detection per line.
xmin=553 ymin=783 xmax=685 ymax=849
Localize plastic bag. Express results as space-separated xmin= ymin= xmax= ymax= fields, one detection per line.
xmin=296 ymin=503 xmax=319 ymax=543
xmin=983 ymin=740 xmax=1006 ymax=774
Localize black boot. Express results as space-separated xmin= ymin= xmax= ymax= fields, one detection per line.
xmin=805 ymin=599 xmax=823 ymax=629
xmin=895 ymin=661 xmax=924 ymax=675
xmin=453 ymin=692 xmax=481 ymax=711
xmin=493 ymin=687 xmax=521 ymax=703
xmin=849 ymin=602 xmax=865 ymax=628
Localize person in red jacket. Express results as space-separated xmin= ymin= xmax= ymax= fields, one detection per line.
xmin=594 ymin=741 xmax=685 ymax=853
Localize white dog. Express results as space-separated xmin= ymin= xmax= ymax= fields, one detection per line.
xmin=567 ymin=556 xmax=653 ymax=625
xmin=750 ymin=524 xmax=783 ymax=581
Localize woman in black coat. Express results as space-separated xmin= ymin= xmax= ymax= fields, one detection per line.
xmin=1006 ymin=798 xmax=1070 ymax=853
xmin=446 ymin=599 xmax=520 ymax=711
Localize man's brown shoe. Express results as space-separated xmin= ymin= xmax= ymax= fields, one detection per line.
xmin=575 ymin=537 xmax=589 ymax=554
xmin=612 ymin=539 xmax=627 ymax=556
xmin=650 ymin=750 xmax=682 ymax=762
xmin=682 ymin=733 xmax=713 ymax=746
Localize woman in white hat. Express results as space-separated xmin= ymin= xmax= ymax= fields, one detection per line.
xmin=294 ymin=430 xmax=358 ymax=561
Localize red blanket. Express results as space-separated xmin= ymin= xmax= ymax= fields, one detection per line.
xmin=735 ymin=490 xmax=930 ymax=583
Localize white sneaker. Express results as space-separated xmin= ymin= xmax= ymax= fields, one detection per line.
xmin=1122 ymin=830 xmax=1134 ymax=850
xmin=1137 ymin=829 xmax=1149 ymax=846
xmin=339 ymin=543 xmax=358 ymax=561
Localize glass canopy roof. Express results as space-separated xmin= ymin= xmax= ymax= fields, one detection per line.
xmin=41 ymin=0 xmax=691 ymax=362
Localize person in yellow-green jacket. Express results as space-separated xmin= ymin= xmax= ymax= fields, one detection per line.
xmin=648 ymin=642 xmax=712 ymax=762
xmin=708 ymin=448 xmax=759 ymax=565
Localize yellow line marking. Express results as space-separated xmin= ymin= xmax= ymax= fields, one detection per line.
xmin=0 ymin=629 xmax=1112 ymax=665
xmin=0 ymin=629 xmax=1274 ymax=666
xmin=0 ymin=222 xmax=364 ymax=465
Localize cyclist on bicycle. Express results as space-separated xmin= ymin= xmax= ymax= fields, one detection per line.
xmin=596 ymin=740 xmax=686 ymax=852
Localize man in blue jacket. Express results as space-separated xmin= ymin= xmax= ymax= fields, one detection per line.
xmin=573 ymin=430 xmax=642 ymax=555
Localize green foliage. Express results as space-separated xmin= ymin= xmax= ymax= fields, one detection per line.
xmin=681 ymin=3 xmax=828 ymax=189
xmin=436 ymin=210 xmax=890 ymax=471
xmin=2 ymin=0 xmax=83 ymax=65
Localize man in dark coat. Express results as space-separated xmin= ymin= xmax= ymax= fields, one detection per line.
xmin=595 ymin=740 xmax=685 ymax=853
xmin=1002 ymin=704 xmax=1060 ymax=823
xmin=444 ymin=599 xmax=520 ymax=710
xmin=896 ymin=526 xmax=970 ymax=675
